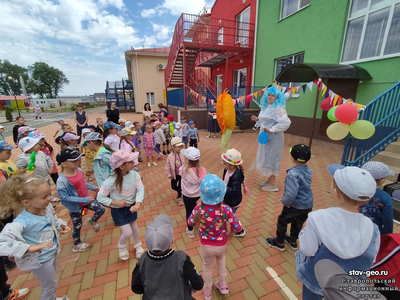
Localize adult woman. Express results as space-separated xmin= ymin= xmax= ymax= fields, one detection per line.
xmin=207 ymin=100 xmax=219 ymax=138
xmin=106 ymin=102 xmax=120 ymax=124
xmin=75 ymin=104 xmax=88 ymax=142
xmin=158 ymin=103 xmax=169 ymax=118
xmin=143 ymin=103 xmax=153 ymax=119
xmin=251 ymin=86 xmax=291 ymax=192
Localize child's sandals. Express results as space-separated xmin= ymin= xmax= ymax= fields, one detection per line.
xmin=87 ymin=218 xmax=100 ymax=233
xmin=118 ymin=243 xmax=129 ymax=260
xmin=203 ymin=287 xmax=212 ymax=300
xmin=215 ymin=281 xmax=229 ymax=295
xmin=72 ymin=243 xmax=91 ymax=252
xmin=134 ymin=242 xmax=145 ymax=259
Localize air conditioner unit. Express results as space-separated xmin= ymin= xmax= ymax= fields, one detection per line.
xmin=157 ymin=63 xmax=165 ymax=70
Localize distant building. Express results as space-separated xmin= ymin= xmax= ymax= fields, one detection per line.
xmin=0 ymin=95 xmax=30 ymax=110
xmin=30 ymin=98 xmax=61 ymax=108
xmin=94 ymin=93 xmax=106 ymax=105
xmin=59 ymin=95 xmax=95 ymax=106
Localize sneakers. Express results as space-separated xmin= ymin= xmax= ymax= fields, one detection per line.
xmin=163 ymin=151 xmax=167 ymax=155
xmin=156 ymin=154 xmax=163 ymax=160
xmin=87 ymin=217 xmax=100 ymax=233
xmin=117 ymin=242 xmax=129 ymax=260
xmin=285 ymin=236 xmax=298 ymax=250
xmin=177 ymin=197 xmax=183 ymax=206
xmin=262 ymin=184 xmax=279 ymax=192
xmin=167 ymin=150 xmax=170 ymax=154
xmin=266 ymin=238 xmax=285 ymax=251
xmin=138 ymin=158 xmax=143 ymax=162
xmin=56 ymin=296 xmax=70 ymax=300
xmin=153 ymin=162 xmax=157 ymax=166
xmin=147 ymin=162 xmax=151 ymax=167
xmin=186 ymin=228 xmax=194 ymax=239
xmin=6 ymin=288 xmax=30 ymax=300
xmin=134 ymin=242 xmax=144 ymax=259
xmin=50 ymin=196 xmax=60 ymax=202
xmin=260 ymin=180 xmax=270 ymax=186
xmin=72 ymin=243 xmax=91 ymax=252
xmin=4 ymin=258 xmax=16 ymax=271
xmin=234 ymin=229 xmax=246 ymax=237
xmin=215 ymin=281 xmax=229 ymax=295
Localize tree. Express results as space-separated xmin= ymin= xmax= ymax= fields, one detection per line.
xmin=29 ymin=62 xmax=69 ymax=98
xmin=0 ymin=60 xmax=30 ymax=95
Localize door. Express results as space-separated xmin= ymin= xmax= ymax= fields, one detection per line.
xmin=233 ymin=68 xmax=247 ymax=98
xmin=215 ymin=74 xmax=223 ymax=96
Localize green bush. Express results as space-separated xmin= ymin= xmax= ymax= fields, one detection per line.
xmin=40 ymin=107 xmax=45 ymax=112
xmin=70 ymin=104 xmax=77 ymax=111
xmin=5 ymin=106 xmax=13 ymax=122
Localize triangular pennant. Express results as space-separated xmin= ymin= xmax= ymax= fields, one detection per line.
xmin=278 ymin=86 xmax=283 ymax=91
xmin=302 ymin=84 xmax=307 ymax=93
xmin=258 ymin=90 xmax=262 ymax=96
xmin=307 ymin=81 xmax=313 ymax=91
xmin=313 ymin=79 xmax=319 ymax=85
xmin=337 ymin=96 xmax=343 ymax=105
xmin=356 ymin=104 xmax=364 ymax=110
xmin=296 ymin=86 xmax=300 ymax=93
xmin=331 ymin=92 xmax=335 ymax=101
xmin=253 ymin=92 xmax=258 ymax=97
xmin=291 ymin=87 xmax=296 ymax=95
xmin=272 ymin=82 xmax=276 ymax=86
xmin=325 ymin=88 xmax=330 ymax=98
xmin=333 ymin=95 xmax=339 ymax=106
xmin=262 ymin=87 xmax=267 ymax=92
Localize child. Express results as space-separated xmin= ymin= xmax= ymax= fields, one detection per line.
xmin=142 ymin=124 xmax=157 ymax=167
xmin=0 ymin=141 xmax=19 ymax=178
xmin=131 ymin=214 xmax=204 ymax=298
xmin=33 ymin=105 xmax=42 ymax=119
xmin=167 ymin=115 xmax=175 ymax=136
xmin=16 ymin=137 xmax=53 ymax=182
xmin=53 ymin=118 xmax=64 ymax=139
xmin=0 ymin=125 xmax=4 ymax=143
xmin=81 ymin=132 xmax=113 ymax=187
xmin=266 ymin=144 xmax=313 ymax=251
xmin=103 ymin=121 xmax=120 ymax=151
xmin=97 ymin=150 xmax=144 ymax=260
xmin=221 ymin=149 xmax=247 ymax=217
xmin=188 ymin=174 xmax=245 ymax=299
xmin=165 ymin=137 xmax=185 ymax=206
xmin=140 ymin=116 xmax=151 ymax=134
xmin=118 ymin=118 xmax=126 ymax=132
xmin=296 ymin=165 xmax=380 ymax=299
xmin=61 ymin=133 xmax=80 ymax=150
xmin=12 ymin=116 xmax=25 ymax=146
xmin=153 ymin=121 xmax=165 ymax=160
xmin=95 ymin=118 xmax=104 ymax=134
xmin=81 ymin=128 xmax=95 ymax=181
xmin=17 ymin=126 xmax=34 ymax=143
xmin=360 ymin=161 xmax=395 ymax=235
xmin=132 ymin=122 xmax=143 ymax=162
xmin=55 ymin=124 xmax=74 ymax=145
xmin=173 ymin=122 xmax=182 ymax=138
xmin=0 ymin=175 xmax=70 ymax=300
xmin=56 ymin=148 xmax=105 ymax=252
xmin=161 ymin=118 xmax=171 ymax=155
xmin=119 ymin=128 xmax=136 ymax=153
xmin=187 ymin=120 xmax=200 ymax=148
xmin=179 ymin=147 xmax=206 ymax=238
xmin=180 ymin=116 xmax=189 ymax=149
xmin=150 ymin=113 xmax=158 ymax=125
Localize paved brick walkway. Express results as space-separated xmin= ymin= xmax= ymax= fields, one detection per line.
xmin=4 ymin=110 xmax=399 ymax=300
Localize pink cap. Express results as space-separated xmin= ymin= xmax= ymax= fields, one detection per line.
xmin=110 ymin=150 xmax=139 ymax=169
xmin=152 ymin=121 xmax=162 ymax=127
xmin=63 ymin=133 xmax=80 ymax=141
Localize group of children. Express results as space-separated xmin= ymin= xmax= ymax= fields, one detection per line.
xmin=0 ymin=111 xmax=397 ymax=300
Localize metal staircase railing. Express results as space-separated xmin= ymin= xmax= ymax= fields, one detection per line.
xmin=341 ymin=81 xmax=400 ymax=166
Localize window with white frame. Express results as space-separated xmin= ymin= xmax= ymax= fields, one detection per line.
xmin=281 ymin=0 xmax=311 ymax=19
xmin=218 ymin=27 xmax=224 ymax=45
xmin=233 ymin=68 xmax=247 ymax=97
xmin=275 ymin=52 xmax=304 ymax=89
xmin=342 ymin=0 xmax=400 ymax=62
xmin=146 ymin=92 xmax=155 ymax=106
xmin=236 ymin=7 xmax=250 ymax=46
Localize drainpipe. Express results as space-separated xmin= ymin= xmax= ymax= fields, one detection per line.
xmin=136 ymin=52 xmax=141 ymax=111
xmin=251 ymin=0 xmax=259 ymax=87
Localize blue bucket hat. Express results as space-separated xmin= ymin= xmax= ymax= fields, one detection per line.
xmin=200 ymin=174 xmax=227 ymax=205
xmin=0 ymin=141 xmax=14 ymax=150
xmin=55 ymin=118 xmax=64 ymax=122
xmin=81 ymin=132 xmax=103 ymax=147
xmin=103 ymin=121 xmax=119 ymax=131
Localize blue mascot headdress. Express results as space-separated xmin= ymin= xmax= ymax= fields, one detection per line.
xmin=260 ymin=86 xmax=286 ymax=110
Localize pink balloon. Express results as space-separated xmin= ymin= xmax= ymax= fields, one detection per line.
xmin=320 ymin=97 xmax=333 ymax=111
xmin=335 ymin=103 xmax=358 ymax=124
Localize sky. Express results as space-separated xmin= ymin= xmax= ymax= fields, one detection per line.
xmin=0 ymin=0 xmax=214 ymax=96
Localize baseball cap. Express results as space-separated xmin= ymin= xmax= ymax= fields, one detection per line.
xmin=63 ymin=133 xmax=80 ymax=141
xmin=56 ymin=147 xmax=84 ymax=165
xmin=290 ymin=144 xmax=311 ymax=163
xmin=0 ymin=125 xmax=4 ymax=129
xmin=188 ymin=120 xmax=194 ymax=125
xmin=18 ymin=126 xmax=34 ymax=135
xmin=170 ymin=137 xmax=184 ymax=147
xmin=315 ymin=259 xmax=387 ymax=300
xmin=18 ymin=137 xmax=41 ymax=152
xmin=327 ymin=164 xmax=376 ymax=201
xmin=55 ymin=118 xmax=63 ymax=122
xmin=81 ymin=128 xmax=91 ymax=136
xmin=81 ymin=132 xmax=103 ymax=147
xmin=181 ymin=147 xmax=200 ymax=161
xmin=200 ymin=174 xmax=227 ymax=205
xmin=118 ymin=118 xmax=127 ymax=123
xmin=361 ymin=161 xmax=395 ymax=180
xmin=120 ymin=128 xmax=136 ymax=136
xmin=175 ymin=122 xmax=182 ymax=128
xmin=0 ymin=141 xmax=14 ymax=150
xmin=103 ymin=121 xmax=119 ymax=131
xmin=152 ymin=121 xmax=162 ymax=127
xmin=145 ymin=214 xmax=174 ymax=252
xmin=110 ymin=150 xmax=139 ymax=169
xmin=167 ymin=115 xmax=174 ymax=122
xmin=28 ymin=130 xmax=45 ymax=139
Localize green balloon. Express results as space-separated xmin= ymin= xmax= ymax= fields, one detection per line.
xmin=328 ymin=106 xmax=338 ymax=122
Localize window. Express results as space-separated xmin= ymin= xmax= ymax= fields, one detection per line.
xmin=342 ymin=0 xmax=400 ymax=62
xmin=233 ymin=68 xmax=247 ymax=97
xmin=215 ymin=75 xmax=223 ymax=96
xmin=236 ymin=7 xmax=250 ymax=46
xmin=218 ymin=27 xmax=224 ymax=45
xmin=146 ymin=92 xmax=155 ymax=106
xmin=275 ymin=52 xmax=304 ymax=90
xmin=281 ymin=0 xmax=311 ymax=19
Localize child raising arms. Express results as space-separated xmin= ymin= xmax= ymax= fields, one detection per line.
xmin=98 ymin=150 xmax=145 ymax=260
xmin=0 ymin=175 xmax=70 ymax=300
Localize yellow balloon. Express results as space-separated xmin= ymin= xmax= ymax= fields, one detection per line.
xmin=326 ymin=123 xmax=350 ymax=140
xmin=350 ymin=120 xmax=375 ymax=140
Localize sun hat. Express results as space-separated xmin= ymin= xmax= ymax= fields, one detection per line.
xmin=110 ymin=150 xmax=139 ymax=169
xmin=180 ymin=116 xmax=186 ymax=120
xmin=28 ymin=130 xmax=45 ymax=139
xmin=55 ymin=118 xmax=63 ymax=122
xmin=18 ymin=126 xmax=34 ymax=135
xmin=290 ymin=144 xmax=311 ymax=163
xmin=188 ymin=120 xmax=194 ymax=125
xmin=81 ymin=132 xmax=103 ymax=146
xmin=175 ymin=122 xmax=182 ymax=128
xmin=315 ymin=259 xmax=387 ymax=300
xmin=81 ymin=128 xmax=91 ymax=136
xmin=103 ymin=121 xmax=119 ymax=131
xmin=327 ymin=164 xmax=376 ymax=201
xmin=56 ymin=147 xmax=84 ymax=165
xmin=0 ymin=141 xmax=14 ymax=150
xmin=145 ymin=214 xmax=174 ymax=252
xmin=120 ymin=128 xmax=136 ymax=136
xmin=0 ymin=125 xmax=4 ymax=129
xmin=181 ymin=147 xmax=200 ymax=161
xmin=200 ymin=174 xmax=227 ymax=205
xmin=18 ymin=137 xmax=41 ymax=152
xmin=361 ymin=161 xmax=395 ymax=180
xmin=118 ymin=118 xmax=127 ymax=123
xmin=221 ymin=148 xmax=243 ymax=165
xmin=170 ymin=137 xmax=184 ymax=147
xmin=167 ymin=115 xmax=174 ymax=122
xmin=152 ymin=121 xmax=162 ymax=127
xmin=63 ymin=133 xmax=80 ymax=141
xmin=125 ymin=121 xmax=133 ymax=128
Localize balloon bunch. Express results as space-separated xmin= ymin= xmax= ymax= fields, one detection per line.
xmin=320 ymin=97 xmax=375 ymax=141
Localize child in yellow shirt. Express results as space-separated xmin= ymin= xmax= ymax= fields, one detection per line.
xmin=0 ymin=141 xmax=19 ymax=178
xmin=82 ymin=128 xmax=95 ymax=182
